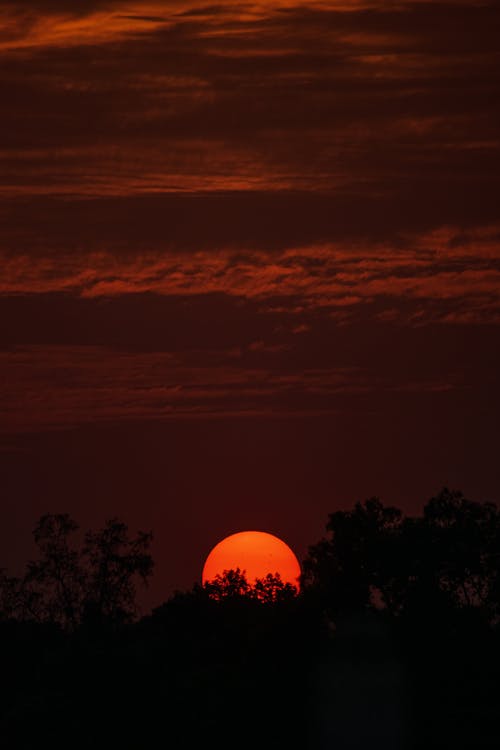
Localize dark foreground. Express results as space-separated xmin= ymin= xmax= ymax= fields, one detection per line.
xmin=2 ymin=491 xmax=500 ymax=748
xmin=1 ymin=600 xmax=499 ymax=749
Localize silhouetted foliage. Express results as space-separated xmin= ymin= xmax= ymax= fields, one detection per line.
xmin=1 ymin=489 xmax=500 ymax=750
xmin=422 ymin=488 xmax=500 ymax=618
xmin=302 ymin=489 xmax=500 ymax=625
xmin=203 ymin=568 xmax=298 ymax=602
xmin=252 ymin=572 xmax=298 ymax=603
xmin=302 ymin=497 xmax=403 ymax=614
xmin=0 ymin=514 xmax=153 ymax=629
xmin=203 ymin=567 xmax=251 ymax=600
xmin=82 ymin=518 xmax=153 ymax=625
xmin=25 ymin=513 xmax=83 ymax=628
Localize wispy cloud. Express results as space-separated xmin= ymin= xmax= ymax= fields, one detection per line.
xmin=1 ymin=0 xmax=499 ymax=435
xmin=0 ymin=343 xmax=461 ymax=432
xmin=1 ymin=227 xmax=499 ymax=323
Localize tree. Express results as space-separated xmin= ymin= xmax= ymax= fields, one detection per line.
xmin=0 ymin=569 xmax=43 ymax=623
xmin=252 ymin=573 xmax=298 ymax=603
xmin=25 ymin=513 xmax=83 ymax=629
xmin=302 ymin=498 xmax=403 ymax=614
xmin=0 ymin=514 xmax=153 ymax=629
xmin=421 ymin=488 xmax=500 ymax=619
xmin=302 ymin=489 xmax=500 ymax=624
xmin=82 ymin=518 xmax=153 ymax=625
xmin=203 ymin=569 xmax=298 ymax=603
xmin=203 ymin=568 xmax=251 ymax=601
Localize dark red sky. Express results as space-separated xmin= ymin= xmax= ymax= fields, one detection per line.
xmin=1 ymin=0 xmax=499 ymax=607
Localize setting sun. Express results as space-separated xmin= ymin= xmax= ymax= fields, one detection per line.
xmin=202 ymin=530 xmax=301 ymax=589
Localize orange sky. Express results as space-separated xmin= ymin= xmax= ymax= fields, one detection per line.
xmin=1 ymin=0 xmax=499 ymax=604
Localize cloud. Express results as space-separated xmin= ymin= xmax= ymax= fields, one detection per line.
xmin=0 ymin=1 xmax=498 ymax=198
xmin=0 ymin=0 xmax=498 ymax=288
xmin=1 ymin=0 xmax=499 ymax=435
xmin=1 ymin=227 xmax=499 ymax=323
xmin=0 ymin=342 xmax=468 ymax=433
xmin=0 ymin=344 xmax=364 ymax=431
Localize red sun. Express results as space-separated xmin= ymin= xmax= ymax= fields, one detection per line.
xmin=202 ymin=530 xmax=301 ymax=589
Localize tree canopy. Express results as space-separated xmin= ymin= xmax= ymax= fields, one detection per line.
xmin=0 ymin=514 xmax=153 ymax=629
xmin=302 ymin=488 xmax=500 ymax=625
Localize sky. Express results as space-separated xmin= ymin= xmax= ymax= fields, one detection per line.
xmin=1 ymin=0 xmax=499 ymax=607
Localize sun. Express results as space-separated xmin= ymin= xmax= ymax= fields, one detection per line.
xmin=202 ymin=530 xmax=301 ymax=589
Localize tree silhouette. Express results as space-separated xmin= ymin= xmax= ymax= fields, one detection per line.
xmin=82 ymin=518 xmax=153 ymax=625
xmin=26 ymin=513 xmax=83 ymax=628
xmin=203 ymin=568 xmax=298 ymax=603
xmin=203 ymin=567 xmax=250 ymax=600
xmin=302 ymin=489 xmax=500 ymax=624
xmin=1 ymin=490 xmax=500 ymax=750
xmin=252 ymin=572 xmax=298 ymax=603
xmin=302 ymin=497 xmax=403 ymax=614
xmin=417 ymin=488 xmax=500 ymax=620
xmin=0 ymin=514 xmax=153 ymax=628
